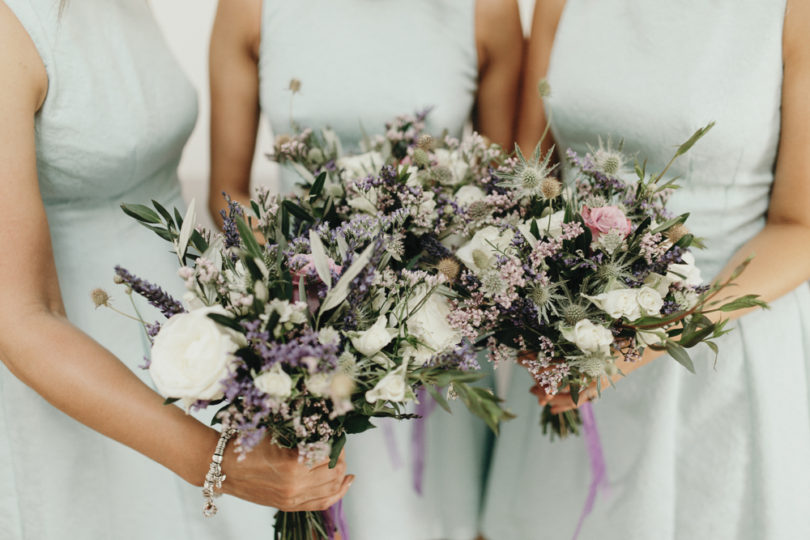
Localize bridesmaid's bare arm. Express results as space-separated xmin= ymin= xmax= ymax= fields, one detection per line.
xmin=516 ymin=0 xmax=566 ymax=155
xmin=474 ymin=0 xmax=524 ymax=148
xmin=0 ymin=2 xmax=350 ymax=511
xmin=545 ymin=0 xmax=810 ymax=412
xmin=208 ymin=0 xmax=262 ymax=226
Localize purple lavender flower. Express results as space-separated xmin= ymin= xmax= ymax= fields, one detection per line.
xmin=114 ymin=266 xmax=185 ymax=318
xmin=219 ymin=193 xmax=244 ymax=250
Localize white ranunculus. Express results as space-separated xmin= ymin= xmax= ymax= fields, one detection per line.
xmin=561 ymin=319 xmax=613 ymax=355
xmin=253 ymin=364 xmax=292 ymax=399
xmin=149 ymin=306 xmax=243 ymax=405
xmin=456 ymin=226 xmax=515 ymax=274
xmin=337 ymin=151 xmax=383 ymax=181
xmin=350 ymin=315 xmax=397 ymax=356
xmin=433 ymin=149 xmax=469 ymax=185
xmin=347 ymin=188 xmax=378 ymax=215
xmin=406 ymin=291 xmax=462 ymax=357
xmin=643 ymin=272 xmax=670 ymax=297
xmin=454 ymin=185 xmax=486 ymax=207
xmin=365 ymin=361 xmax=409 ymax=403
xmin=587 ymin=288 xmax=642 ymax=320
xmin=666 ymin=251 xmax=703 ymax=287
xmin=517 ymin=211 xmax=566 ymax=243
xmin=305 ymin=372 xmax=333 ymax=397
xmin=636 ymin=286 xmax=664 ymax=316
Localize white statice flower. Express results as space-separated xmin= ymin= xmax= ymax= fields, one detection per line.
xmin=305 ymin=372 xmax=333 ymax=397
xmin=587 ymin=288 xmax=642 ymax=320
xmin=406 ymin=289 xmax=463 ymax=359
xmin=517 ymin=211 xmax=566 ymax=242
xmin=365 ymin=361 xmax=409 ymax=403
xmin=350 ymin=315 xmax=397 ymax=356
xmin=337 ymin=151 xmax=383 ymax=181
xmin=667 ymin=251 xmax=703 ymax=287
xmin=672 ymin=289 xmax=700 ymax=310
xmin=150 ymin=306 xmax=244 ymax=407
xmin=454 ymin=185 xmax=486 ymax=207
xmin=266 ymin=299 xmax=308 ymax=324
xmin=636 ymin=286 xmax=665 ymax=316
xmin=561 ymin=319 xmax=613 ymax=355
xmin=456 ymin=226 xmax=515 ymax=274
xmin=433 ymin=148 xmax=469 ymax=185
xmin=253 ymin=364 xmax=293 ymax=399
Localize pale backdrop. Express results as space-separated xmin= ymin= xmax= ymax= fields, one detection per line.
xmin=151 ymin=0 xmax=535 ymax=227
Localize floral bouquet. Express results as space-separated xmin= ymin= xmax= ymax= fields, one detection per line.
xmin=105 ymin=187 xmax=507 ymax=539
xmin=446 ymin=124 xmax=767 ymax=438
xmin=272 ymin=114 xmax=765 ymax=441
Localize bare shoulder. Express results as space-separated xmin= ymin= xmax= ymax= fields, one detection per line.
xmin=784 ymin=0 xmax=810 ymax=64
xmin=212 ymin=0 xmax=262 ymax=59
xmin=0 ymin=1 xmax=47 ymax=111
xmin=475 ymin=0 xmax=522 ymax=66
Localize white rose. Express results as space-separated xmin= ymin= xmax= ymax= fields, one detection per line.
xmin=561 ymin=319 xmax=613 ymax=355
xmin=329 ymin=373 xmax=355 ymax=399
xmin=433 ymin=149 xmax=469 ymax=185
xmin=253 ymin=364 xmax=292 ymax=399
xmin=454 ymin=185 xmax=486 ymax=207
xmin=456 ymin=226 xmax=515 ymax=274
xmin=347 ymin=188 xmax=378 ymax=214
xmin=317 ymin=326 xmax=341 ymax=346
xmin=587 ymin=289 xmax=642 ymax=320
xmin=149 ymin=306 xmax=243 ymax=405
xmin=305 ymin=372 xmax=333 ymax=397
xmin=517 ymin=211 xmax=566 ymax=243
xmin=407 ymin=292 xmax=462 ymax=356
xmin=350 ymin=315 xmax=397 ymax=356
xmin=666 ymin=251 xmax=703 ymax=287
xmin=365 ymin=362 xmax=409 ymax=403
xmin=636 ymin=286 xmax=664 ymax=316
xmin=337 ymin=151 xmax=383 ymax=181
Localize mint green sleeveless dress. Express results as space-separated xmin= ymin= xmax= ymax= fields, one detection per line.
xmin=482 ymin=2 xmax=810 ymax=539
xmin=259 ymin=2 xmax=491 ymax=538
xmin=1 ymin=1 xmax=275 ymax=538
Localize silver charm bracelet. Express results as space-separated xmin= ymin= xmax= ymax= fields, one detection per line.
xmin=202 ymin=428 xmax=237 ymax=517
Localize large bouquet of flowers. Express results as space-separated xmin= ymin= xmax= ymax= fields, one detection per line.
xmin=271 ymin=115 xmax=765 ymax=441
xmin=106 ymin=187 xmax=506 ymax=539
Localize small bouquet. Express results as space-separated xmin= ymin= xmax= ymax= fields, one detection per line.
xmin=104 ymin=187 xmax=506 ymax=539
xmin=446 ymin=125 xmax=767 ymax=437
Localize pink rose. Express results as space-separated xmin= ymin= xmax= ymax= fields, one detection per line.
xmin=291 ymin=255 xmax=342 ymax=312
xmin=581 ymin=205 xmax=632 ymax=240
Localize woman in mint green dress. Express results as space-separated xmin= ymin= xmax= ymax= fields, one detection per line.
xmin=482 ymin=1 xmax=810 ymax=538
xmin=208 ymin=1 xmax=523 ymax=537
xmin=0 ymin=1 xmax=350 ymax=538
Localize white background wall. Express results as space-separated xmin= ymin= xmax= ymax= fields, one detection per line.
xmin=151 ymin=0 xmax=536 ymax=225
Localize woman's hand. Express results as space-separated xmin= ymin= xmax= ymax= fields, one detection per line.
xmin=222 ymin=445 xmax=353 ymax=512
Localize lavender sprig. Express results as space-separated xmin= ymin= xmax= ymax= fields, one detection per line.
xmin=113 ymin=266 xmax=185 ymax=318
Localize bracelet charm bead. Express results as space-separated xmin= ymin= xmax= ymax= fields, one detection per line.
xmin=202 ymin=428 xmax=237 ymax=517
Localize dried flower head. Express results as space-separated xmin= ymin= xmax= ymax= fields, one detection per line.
xmin=90 ymin=288 xmax=110 ymax=308
xmin=437 ymin=258 xmax=461 ymax=282
xmin=561 ymin=302 xmax=589 ymax=326
xmin=417 ymin=134 xmax=434 ymax=150
xmin=275 ymin=134 xmax=292 ymax=147
xmin=288 ymin=78 xmax=302 ymax=93
xmin=540 ymin=177 xmax=562 ymax=200
xmin=666 ymin=223 xmax=689 ymax=244
xmin=537 ymin=78 xmax=552 ymax=98
xmin=467 ymin=201 xmax=491 ymax=221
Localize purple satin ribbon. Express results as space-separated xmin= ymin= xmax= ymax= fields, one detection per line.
xmin=382 ymin=420 xmax=402 ymax=469
xmin=572 ymin=402 xmax=607 ymax=540
xmin=412 ymin=387 xmax=437 ymax=495
xmin=324 ymin=499 xmax=349 ymax=540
